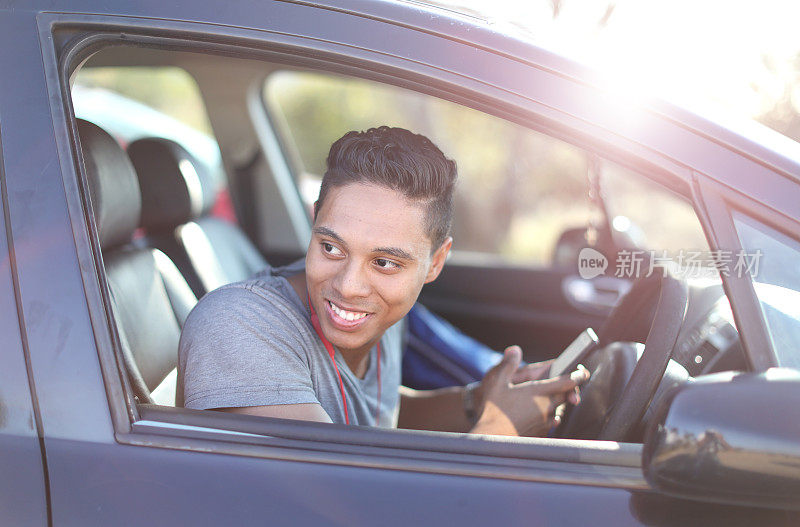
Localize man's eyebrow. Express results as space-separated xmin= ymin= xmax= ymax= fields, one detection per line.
xmin=373 ymin=246 xmax=416 ymax=262
xmin=312 ymin=226 xmax=345 ymax=244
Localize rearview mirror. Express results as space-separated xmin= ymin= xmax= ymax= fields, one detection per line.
xmin=643 ymin=368 xmax=800 ymax=510
xmin=552 ymin=224 xmax=642 ymax=270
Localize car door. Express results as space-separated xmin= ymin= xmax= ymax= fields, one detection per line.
xmin=7 ymin=4 xmax=642 ymax=526
xmin=0 ymin=129 xmax=48 ymax=526
xmin=6 ymin=1 xmax=797 ymax=525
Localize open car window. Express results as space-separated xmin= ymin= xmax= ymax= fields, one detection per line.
xmin=62 ymin=34 xmax=729 ymax=477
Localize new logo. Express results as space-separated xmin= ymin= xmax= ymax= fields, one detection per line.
xmin=578 ymin=248 xmax=608 ymax=279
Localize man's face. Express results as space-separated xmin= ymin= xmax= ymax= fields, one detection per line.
xmin=306 ymin=182 xmax=450 ymax=355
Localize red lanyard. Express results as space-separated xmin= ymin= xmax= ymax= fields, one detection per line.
xmin=307 ymin=295 xmax=381 ymax=425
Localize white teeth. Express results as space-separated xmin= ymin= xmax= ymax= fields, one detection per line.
xmin=329 ymin=301 xmax=367 ymax=321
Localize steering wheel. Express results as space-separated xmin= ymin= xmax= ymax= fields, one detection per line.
xmin=558 ymin=268 xmax=688 ymax=441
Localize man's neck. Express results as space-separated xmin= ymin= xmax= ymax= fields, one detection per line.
xmin=287 ymin=271 xmax=377 ymax=379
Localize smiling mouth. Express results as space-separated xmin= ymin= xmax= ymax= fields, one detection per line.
xmin=327 ymin=300 xmax=370 ymax=321
xmin=325 ymin=299 xmax=373 ymax=329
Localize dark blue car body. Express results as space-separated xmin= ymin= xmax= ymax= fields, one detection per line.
xmin=2 ymin=1 xmax=800 ymax=524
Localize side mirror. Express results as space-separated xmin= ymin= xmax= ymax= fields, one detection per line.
xmin=643 ymin=368 xmax=800 ymax=510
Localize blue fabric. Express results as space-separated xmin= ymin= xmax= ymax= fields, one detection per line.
xmin=402 ymin=303 xmax=503 ymax=390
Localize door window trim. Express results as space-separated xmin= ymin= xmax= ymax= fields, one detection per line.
xmin=130 ymin=404 xmax=645 ymax=488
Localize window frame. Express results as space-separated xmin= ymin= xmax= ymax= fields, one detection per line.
xmin=42 ymin=12 xmax=718 ymax=486
xmin=733 ymin=212 xmax=800 ymax=369
xmin=694 ymin=174 xmax=800 ymax=371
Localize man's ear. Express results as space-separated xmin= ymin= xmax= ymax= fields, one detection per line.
xmin=424 ymin=236 xmax=453 ymax=284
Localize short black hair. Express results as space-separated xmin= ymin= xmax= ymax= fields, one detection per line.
xmin=315 ymin=126 xmax=457 ymax=251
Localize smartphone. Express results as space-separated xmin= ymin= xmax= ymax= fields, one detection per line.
xmin=549 ymin=328 xmax=598 ymax=378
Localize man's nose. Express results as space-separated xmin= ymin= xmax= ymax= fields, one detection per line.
xmin=333 ymin=260 xmax=371 ymax=299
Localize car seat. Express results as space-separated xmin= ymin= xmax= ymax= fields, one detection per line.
xmin=77 ymin=119 xmax=197 ymax=406
xmin=127 ymin=137 xmax=268 ymax=297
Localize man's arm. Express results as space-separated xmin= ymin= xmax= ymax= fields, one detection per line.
xmin=398 ymin=346 xmax=589 ymax=436
xmin=218 ymin=403 xmax=333 ymax=423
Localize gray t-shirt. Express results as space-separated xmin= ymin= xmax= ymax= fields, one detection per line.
xmin=178 ymin=261 xmax=403 ymax=428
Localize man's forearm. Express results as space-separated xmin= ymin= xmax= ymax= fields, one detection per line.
xmin=397 ymin=385 xmax=474 ymax=433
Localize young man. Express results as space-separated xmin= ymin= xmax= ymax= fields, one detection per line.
xmin=179 ymin=127 xmax=588 ymax=436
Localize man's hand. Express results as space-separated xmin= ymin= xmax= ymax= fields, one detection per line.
xmin=470 ymin=346 xmax=590 ymax=437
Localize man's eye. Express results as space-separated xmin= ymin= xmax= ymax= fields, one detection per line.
xmin=375 ymin=258 xmax=400 ymax=270
xmin=322 ymin=242 xmax=343 ymax=256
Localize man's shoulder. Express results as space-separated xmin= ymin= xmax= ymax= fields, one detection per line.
xmin=187 ymin=274 xmax=307 ymax=330
xmin=211 ymin=273 xmax=289 ymax=300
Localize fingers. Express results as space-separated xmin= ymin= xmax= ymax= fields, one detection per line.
xmin=567 ymin=386 xmax=581 ymax=406
xmin=521 ymin=366 xmax=590 ymax=396
xmin=479 ymin=350 xmax=589 ymax=437
xmin=497 ymin=345 xmax=522 ymax=382
xmin=552 ymin=402 xmax=568 ymax=427
xmin=511 ymin=359 xmax=552 ymax=384
xmin=546 ymin=392 xmax=568 ymax=413
xmin=532 ymin=359 xmax=555 ymax=368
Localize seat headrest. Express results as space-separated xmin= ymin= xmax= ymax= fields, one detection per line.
xmin=127 ymin=138 xmax=216 ymax=232
xmin=77 ymin=119 xmax=142 ymax=250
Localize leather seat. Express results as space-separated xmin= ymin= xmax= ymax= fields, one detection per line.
xmin=127 ymin=137 xmax=268 ymax=297
xmin=77 ymin=119 xmax=197 ymax=406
